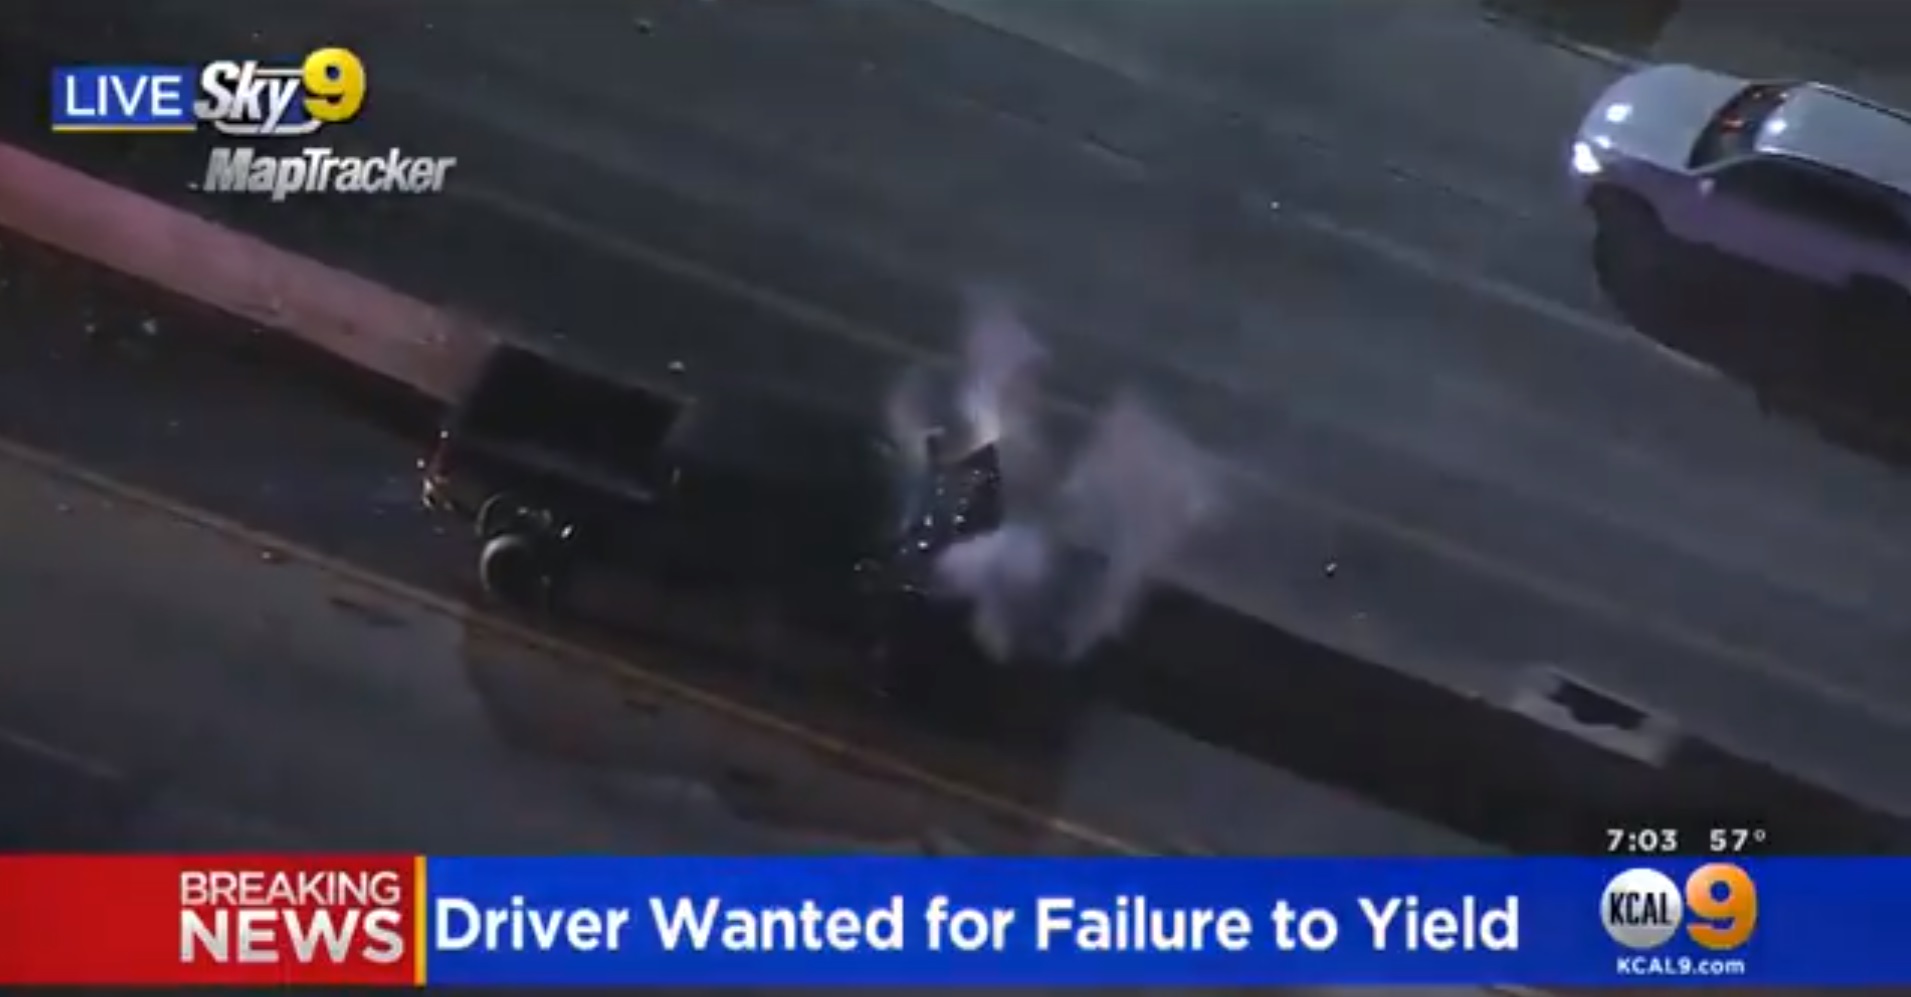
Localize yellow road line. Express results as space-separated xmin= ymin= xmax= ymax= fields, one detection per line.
xmin=0 ymin=433 xmax=1141 ymax=856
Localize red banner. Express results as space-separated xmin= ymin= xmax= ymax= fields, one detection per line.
xmin=0 ymin=855 xmax=420 ymax=985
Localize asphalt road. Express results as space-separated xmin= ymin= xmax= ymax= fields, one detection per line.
xmin=0 ymin=429 xmax=1032 ymax=855
xmin=2 ymin=1 xmax=1909 ymax=814
xmin=0 ymin=244 xmax=1869 ymax=997
xmin=10 ymin=454 xmax=1448 ymax=997
xmin=0 ymin=230 xmax=1515 ymax=859
xmin=0 ymin=235 xmax=1849 ymax=997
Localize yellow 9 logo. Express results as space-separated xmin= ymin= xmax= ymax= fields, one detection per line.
xmin=301 ymin=47 xmax=365 ymax=124
xmin=1685 ymin=862 xmax=1757 ymax=951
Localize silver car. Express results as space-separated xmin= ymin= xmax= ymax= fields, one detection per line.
xmin=1570 ymin=65 xmax=1911 ymax=316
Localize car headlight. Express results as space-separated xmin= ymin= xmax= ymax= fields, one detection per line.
xmin=1571 ymin=140 xmax=1603 ymax=176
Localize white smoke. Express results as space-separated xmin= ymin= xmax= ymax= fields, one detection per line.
xmin=951 ymin=290 xmax=1048 ymax=456
xmin=1046 ymin=393 xmax=1219 ymax=659
xmin=896 ymin=297 xmax=1222 ymax=664
xmin=933 ymin=521 xmax=1056 ymax=662
xmin=884 ymin=291 xmax=1049 ymax=489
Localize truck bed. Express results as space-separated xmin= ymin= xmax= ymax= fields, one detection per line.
xmin=453 ymin=346 xmax=686 ymax=482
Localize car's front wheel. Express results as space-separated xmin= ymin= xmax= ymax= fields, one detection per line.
xmin=1589 ymin=187 xmax=1661 ymax=233
xmin=1588 ymin=188 xmax=1670 ymax=281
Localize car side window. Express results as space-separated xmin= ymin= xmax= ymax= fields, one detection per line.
xmin=1714 ymin=161 xmax=1910 ymax=242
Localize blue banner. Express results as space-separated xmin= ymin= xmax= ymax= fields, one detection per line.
xmin=419 ymin=857 xmax=1908 ymax=987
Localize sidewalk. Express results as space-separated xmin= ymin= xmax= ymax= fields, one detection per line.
xmin=1490 ymin=0 xmax=1911 ymax=104
xmin=1672 ymin=0 xmax=1911 ymax=72
xmin=1654 ymin=1 xmax=1911 ymax=105
xmin=0 ymin=144 xmax=490 ymax=403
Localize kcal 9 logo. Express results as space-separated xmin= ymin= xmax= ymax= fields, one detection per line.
xmin=1600 ymin=864 xmax=1757 ymax=952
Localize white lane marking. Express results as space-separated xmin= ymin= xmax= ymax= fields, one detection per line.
xmin=907 ymin=0 xmax=1705 ymax=369
xmin=0 ymin=720 xmax=322 ymax=846
xmin=389 ymin=15 xmax=1684 ymax=380
xmin=1293 ymin=209 xmax=1647 ymax=346
xmin=1287 ymin=207 xmax=1725 ymax=382
xmin=0 ymin=723 xmax=122 ymax=780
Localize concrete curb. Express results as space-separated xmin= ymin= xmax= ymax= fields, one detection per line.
xmin=1477 ymin=14 xmax=1642 ymax=71
xmin=0 ymin=144 xmax=492 ymax=403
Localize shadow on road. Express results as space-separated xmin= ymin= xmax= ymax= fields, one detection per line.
xmin=1593 ymin=227 xmax=1911 ymax=470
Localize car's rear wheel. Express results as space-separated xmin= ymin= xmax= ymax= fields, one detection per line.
xmin=1841 ymin=277 xmax=1911 ymax=331
xmin=1838 ymin=278 xmax=1911 ymax=364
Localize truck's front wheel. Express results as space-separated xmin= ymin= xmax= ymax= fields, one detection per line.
xmin=475 ymin=492 xmax=541 ymax=541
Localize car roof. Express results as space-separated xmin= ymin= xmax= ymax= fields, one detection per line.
xmin=1755 ymin=84 xmax=1911 ymax=194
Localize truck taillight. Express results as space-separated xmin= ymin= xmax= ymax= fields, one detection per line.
xmin=419 ymin=437 xmax=452 ymax=510
xmin=420 ymin=431 xmax=451 ymax=473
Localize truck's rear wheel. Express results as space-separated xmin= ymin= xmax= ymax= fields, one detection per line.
xmin=479 ymin=532 xmax=556 ymax=609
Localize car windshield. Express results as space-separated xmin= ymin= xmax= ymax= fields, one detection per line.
xmin=1689 ymin=82 xmax=1798 ymax=166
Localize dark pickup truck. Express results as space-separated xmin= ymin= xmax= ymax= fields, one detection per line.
xmin=419 ymin=345 xmax=1085 ymax=743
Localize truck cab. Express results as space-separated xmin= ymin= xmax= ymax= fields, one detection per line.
xmin=420 ymin=345 xmax=1005 ymax=626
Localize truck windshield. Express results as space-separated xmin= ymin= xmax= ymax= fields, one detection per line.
xmin=1690 ymin=83 xmax=1797 ymax=167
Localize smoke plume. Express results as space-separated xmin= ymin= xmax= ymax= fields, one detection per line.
xmin=896 ymin=297 xmax=1222 ymax=664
